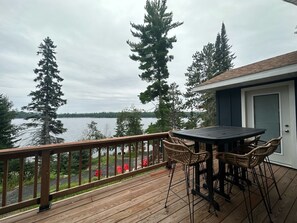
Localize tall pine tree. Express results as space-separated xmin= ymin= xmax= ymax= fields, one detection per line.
xmin=127 ymin=0 xmax=182 ymax=132
xmin=22 ymin=37 xmax=67 ymax=145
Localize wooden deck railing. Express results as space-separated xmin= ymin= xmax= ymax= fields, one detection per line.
xmin=0 ymin=132 xmax=169 ymax=215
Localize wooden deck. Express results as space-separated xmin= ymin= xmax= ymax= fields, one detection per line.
xmin=1 ymin=164 xmax=297 ymax=223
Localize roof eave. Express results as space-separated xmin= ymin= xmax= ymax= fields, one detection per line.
xmin=284 ymin=0 xmax=297 ymax=6
xmin=194 ymin=64 xmax=297 ymax=92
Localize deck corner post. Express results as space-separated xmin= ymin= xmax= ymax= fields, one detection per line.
xmin=39 ymin=150 xmax=51 ymax=212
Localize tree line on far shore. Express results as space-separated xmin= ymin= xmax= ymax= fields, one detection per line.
xmin=14 ymin=111 xmax=157 ymax=119
xmin=15 ymin=111 xmax=198 ymax=119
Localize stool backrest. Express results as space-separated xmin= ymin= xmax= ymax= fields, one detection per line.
xmin=217 ymin=143 xmax=271 ymax=169
xmin=168 ymin=131 xmax=181 ymax=142
xmin=163 ymin=140 xmax=209 ymax=166
xmin=265 ymin=136 xmax=282 ymax=156
xmin=169 ymin=136 xmax=186 ymax=144
xmin=248 ymin=143 xmax=272 ymax=168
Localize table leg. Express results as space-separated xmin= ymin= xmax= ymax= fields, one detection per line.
xmin=192 ymin=142 xmax=220 ymax=211
xmin=218 ymin=144 xmax=225 ymax=194
xmin=194 ymin=141 xmax=200 ymax=192
xmin=214 ymin=144 xmax=231 ymax=201
xmin=206 ymin=143 xmax=215 ymax=205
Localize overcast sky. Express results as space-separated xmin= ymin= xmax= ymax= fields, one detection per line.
xmin=1 ymin=0 xmax=296 ymax=113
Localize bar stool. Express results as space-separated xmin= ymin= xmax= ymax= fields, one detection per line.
xmin=253 ymin=137 xmax=282 ymax=212
xmin=238 ymin=136 xmax=282 ymax=212
xmin=216 ymin=143 xmax=272 ymax=223
xmin=163 ymin=139 xmax=210 ymax=223
xmin=168 ymin=134 xmax=209 ymax=186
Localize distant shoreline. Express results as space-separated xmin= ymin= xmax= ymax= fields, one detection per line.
xmin=15 ymin=111 xmax=156 ymax=119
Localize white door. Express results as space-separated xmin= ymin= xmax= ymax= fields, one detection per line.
xmin=242 ymin=81 xmax=297 ymax=168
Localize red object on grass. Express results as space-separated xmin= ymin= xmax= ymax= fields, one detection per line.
xmin=117 ymin=166 xmax=122 ymax=174
xmin=124 ymin=163 xmax=129 ymax=171
xmin=94 ymin=169 xmax=102 ymax=177
xmin=142 ymin=159 xmax=148 ymax=167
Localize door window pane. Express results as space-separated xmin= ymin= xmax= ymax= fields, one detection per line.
xmin=254 ymin=94 xmax=281 ymax=153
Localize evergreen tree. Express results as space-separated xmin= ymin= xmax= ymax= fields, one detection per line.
xmin=200 ymin=91 xmax=216 ymax=126
xmin=82 ymin=121 xmax=105 ymax=140
xmin=0 ymin=94 xmax=19 ymax=149
xmin=127 ymin=0 xmax=182 ymax=132
xmin=184 ymin=23 xmax=235 ymax=127
xmin=167 ymin=82 xmax=184 ymax=129
xmin=126 ymin=108 xmax=143 ymax=136
xmin=214 ymin=23 xmax=236 ymax=75
xmin=22 ymin=37 xmax=66 ymax=145
xmin=202 ymin=22 xmax=236 ymax=125
xmin=184 ymin=43 xmax=216 ymax=127
xmin=183 ymin=111 xmax=200 ymax=129
xmin=115 ymin=112 xmax=127 ymax=137
xmin=213 ymin=33 xmax=222 ymax=75
xmin=148 ymin=101 xmax=171 ymax=133
xmin=114 ymin=106 xmax=143 ymax=137
xmin=0 ymin=95 xmax=20 ymax=182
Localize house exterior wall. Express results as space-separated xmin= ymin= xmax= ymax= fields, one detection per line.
xmin=216 ymin=88 xmax=242 ymax=126
xmin=215 ymin=78 xmax=297 ymax=127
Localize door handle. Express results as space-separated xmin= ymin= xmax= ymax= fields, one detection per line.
xmin=285 ymin=129 xmax=289 ymax=133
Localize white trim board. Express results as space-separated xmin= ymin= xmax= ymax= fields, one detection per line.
xmin=194 ymin=64 xmax=297 ymax=92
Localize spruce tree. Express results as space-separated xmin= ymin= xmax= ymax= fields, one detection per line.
xmin=0 ymin=94 xmax=19 ymax=149
xmin=127 ymin=0 xmax=182 ymax=132
xmin=214 ymin=23 xmax=236 ymax=75
xmin=168 ymin=82 xmax=184 ymax=129
xmin=22 ymin=37 xmax=66 ymax=145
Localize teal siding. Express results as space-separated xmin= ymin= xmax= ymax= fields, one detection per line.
xmin=216 ymin=88 xmax=241 ymax=126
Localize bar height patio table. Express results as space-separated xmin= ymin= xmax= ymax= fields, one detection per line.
xmin=172 ymin=126 xmax=266 ymax=211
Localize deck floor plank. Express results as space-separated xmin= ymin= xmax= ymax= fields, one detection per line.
xmin=1 ymin=164 xmax=296 ymax=223
xmin=270 ymin=170 xmax=297 ymax=223
xmin=242 ymin=163 xmax=291 ymax=223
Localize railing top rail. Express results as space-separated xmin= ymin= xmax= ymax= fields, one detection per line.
xmin=0 ymin=132 xmax=168 ymax=157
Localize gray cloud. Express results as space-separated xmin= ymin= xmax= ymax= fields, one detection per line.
xmin=0 ymin=0 xmax=296 ymax=113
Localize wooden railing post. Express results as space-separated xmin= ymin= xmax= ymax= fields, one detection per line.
xmin=2 ymin=160 xmax=8 ymax=207
xmin=39 ymin=150 xmax=51 ymax=212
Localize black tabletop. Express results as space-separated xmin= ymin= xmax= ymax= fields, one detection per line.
xmin=172 ymin=126 xmax=266 ymax=144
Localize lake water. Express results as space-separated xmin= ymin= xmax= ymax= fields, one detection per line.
xmin=12 ymin=117 xmax=157 ymax=147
